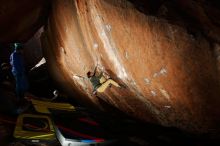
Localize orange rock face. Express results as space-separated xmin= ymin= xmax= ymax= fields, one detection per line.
xmin=42 ymin=0 xmax=220 ymax=133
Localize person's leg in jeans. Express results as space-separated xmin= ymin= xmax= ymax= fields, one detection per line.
xmin=14 ymin=74 xmax=24 ymax=104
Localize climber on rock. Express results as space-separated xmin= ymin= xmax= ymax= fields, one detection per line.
xmin=87 ymin=66 xmax=122 ymax=95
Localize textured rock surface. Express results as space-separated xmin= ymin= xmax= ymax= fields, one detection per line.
xmin=23 ymin=28 xmax=44 ymax=70
xmin=42 ymin=0 xmax=220 ymax=133
xmin=0 ymin=0 xmax=50 ymax=43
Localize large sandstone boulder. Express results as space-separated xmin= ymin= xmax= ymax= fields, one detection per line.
xmin=41 ymin=0 xmax=220 ymax=133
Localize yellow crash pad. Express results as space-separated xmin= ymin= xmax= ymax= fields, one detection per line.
xmin=13 ymin=114 xmax=56 ymax=141
xmin=31 ymin=99 xmax=75 ymax=114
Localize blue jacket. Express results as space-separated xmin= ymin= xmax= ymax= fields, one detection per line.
xmin=10 ymin=51 xmax=25 ymax=75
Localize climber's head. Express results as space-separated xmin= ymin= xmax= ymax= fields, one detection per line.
xmin=87 ymin=71 xmax=92 ymax=78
